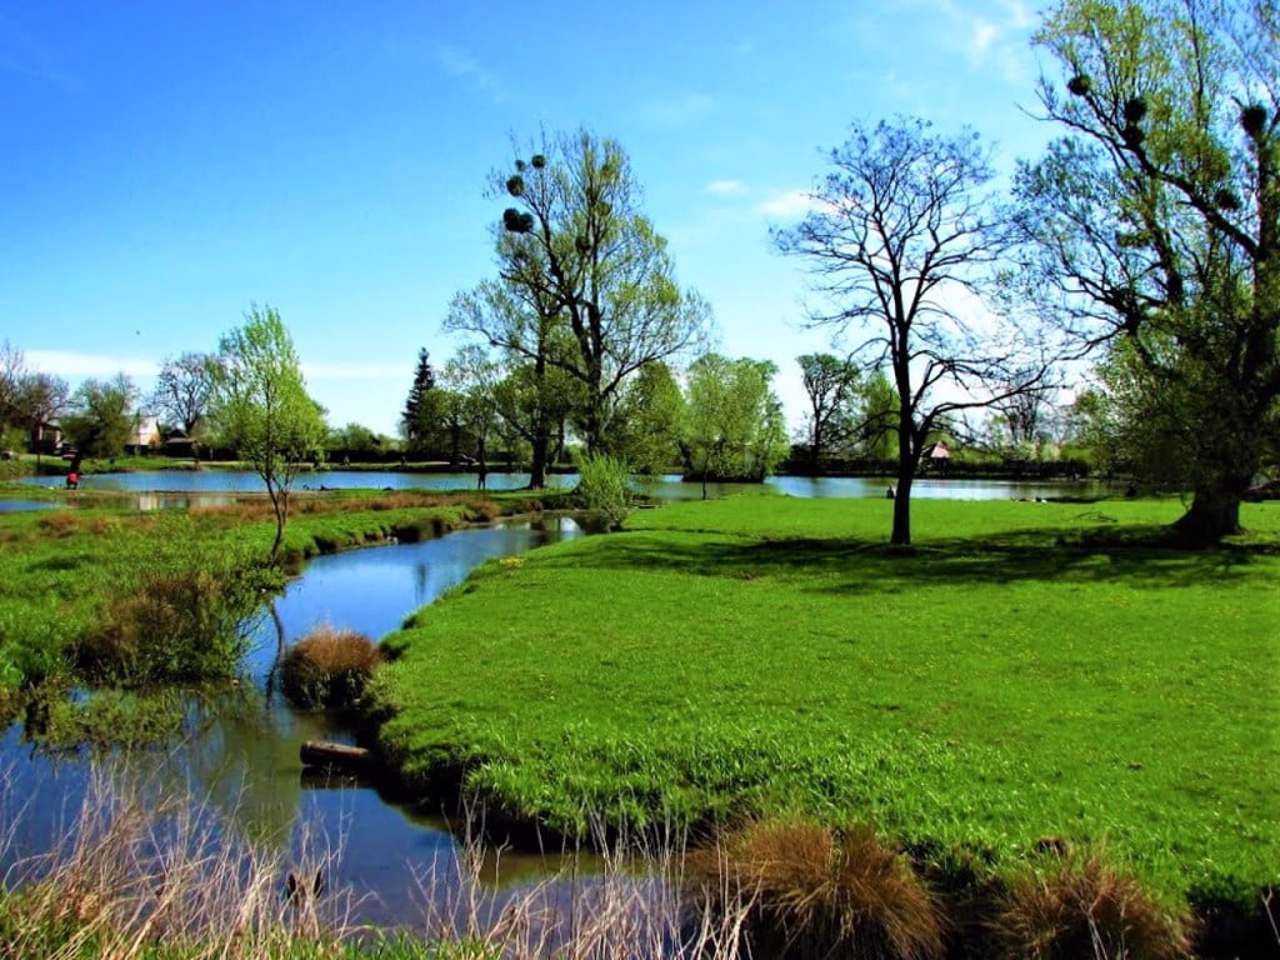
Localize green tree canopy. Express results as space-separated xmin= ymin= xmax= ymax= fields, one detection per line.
xmin=62 ymin=375 xmax=137 ymax=459
xmin=1012 ymin=0 xmax=1280 ymax=541
xmin=681 ymin=354 xmax=788 ymax=497
xmin=211 ymin=305 xmax=327 ymax=557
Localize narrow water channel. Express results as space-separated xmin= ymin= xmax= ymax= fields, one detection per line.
xmin=0 ymin=514 xmax=597 ymax=926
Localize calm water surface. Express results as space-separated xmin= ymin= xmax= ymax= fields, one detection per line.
xmin=23 ymin=469 xmax=1112 ymax=502
xmin=0 ymin=515 xmax=597 ymax=925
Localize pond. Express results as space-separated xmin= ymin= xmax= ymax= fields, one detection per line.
xmin=0 ymin=500 xmax=56 ymax=512
xmin=0 ymin=514 xmax=600 ymax=926
xmin=23 ymin=469 xmax=1114 ymax=502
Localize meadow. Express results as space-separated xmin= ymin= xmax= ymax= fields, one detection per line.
xmin=370 ymin=495 xmax=1280 ymax=911
xmin=0 ymin=487 xmax=561 ymax=706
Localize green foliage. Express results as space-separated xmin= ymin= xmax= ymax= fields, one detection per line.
xmin=0 ymin=424 xmax=26 ymax=453
xmin=610 ymin=361 xmax=685 ymax=473
xmin=858 ymin=370 xmax=899 ymax=459
xmin=77 ymin=541 xmax=278 ymax=687
xmin=682 ymin=354 xmax=788 ymax=484
xmin=372 ymin=496 xmax=1280 ymax=906
xmin=469 ymin=130 xmax=708 ymax=453
xmin=796 ymin=353 xmax=861 ymax=464
xmin=401 ymin=347 xmax=438 ymax=451
xmin=1015 ymin=0 xmax=1280 ymax=537
xmin=61 ymin=374 xmax=137 ymax=458
xmin=574 ymin=452 xmax=631 ymax=530
xmin=211 ymin=305 xmax=328 ymax=554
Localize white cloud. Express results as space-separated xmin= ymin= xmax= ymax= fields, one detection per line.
xmin=26 ymin=349 xmax=158 ymax=378
xmin=705 ymin=179 xmax=747 ymax=196
xmin=756 ymin=189 xmax=816 ymax=219
xmin=435 ymin=45 xmax=505 ymax=102
xmin=972 ymin=19 xmax=998 ymax=57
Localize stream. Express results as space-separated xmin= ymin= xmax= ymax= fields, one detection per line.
xmin=0 ymin=514 xmax=600 ymax=926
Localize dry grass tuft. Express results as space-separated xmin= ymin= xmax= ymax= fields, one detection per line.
xmin=992 ymin=854 xmax=1193 ymax=959
xmin=690 ymin=820 xmax=945 ymax=960
xmin=281 ymin=626 xmax=382 ymax=710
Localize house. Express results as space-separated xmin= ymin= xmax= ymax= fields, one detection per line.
xmin=126 ymin=415 xmax=162 ymax=454
xmin=927 ymin=441 xmax=951 ymax=462
xmin=30 ymin=419 xmax=63 ymax=455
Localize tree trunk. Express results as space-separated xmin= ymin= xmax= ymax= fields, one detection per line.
xmin=891 ymin=423 xmax=916 ymax=546
xmin=891 ymin=469 xmax=914 ymax=545
xmin=529 ymin=433 xmax=548 ymax=489
xmin=1172 ymin=478 xmax=1248 ymax=545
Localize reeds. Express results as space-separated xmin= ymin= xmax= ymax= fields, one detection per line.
xmin=689 ymin=819 xmax=945 ymax=960
xmin=0 ymin=767 xmax=755 ymax=960
xmin=281 ymin=626 xmax=382 ymax=710
xmin=991 ymin=854 xmax=1193 ymax=960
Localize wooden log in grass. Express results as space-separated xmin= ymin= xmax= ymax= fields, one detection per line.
xmin=300 ymin=740 xmax=371 ymax=771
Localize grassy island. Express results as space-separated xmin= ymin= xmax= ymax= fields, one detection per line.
xmin=370 ymin=495 xmax=1280 ymax=910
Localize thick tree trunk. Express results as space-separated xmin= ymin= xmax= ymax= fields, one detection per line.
xmin=890 ymin=415 xmax=916 ymax=546
xmin=529 ymin=433 xmax=548 ymax=489
xmin=891 ymin=469 xmax=914 ymax=545
xmin=1172 ymin=479 xmax=1248 ymax=544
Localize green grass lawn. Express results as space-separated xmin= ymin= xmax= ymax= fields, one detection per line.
xmin=371 ymin=495 xmax=1280 ymax=905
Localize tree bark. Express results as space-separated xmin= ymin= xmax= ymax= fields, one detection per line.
xmin=891 ymin=421 xmax=917 ymax=546
xmin=529 ymin=433 xmax=548 ymax=489
xmin=1172 ymin=478 xmax=1248 ymax=544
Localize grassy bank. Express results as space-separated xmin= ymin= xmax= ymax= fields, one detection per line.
xmin=0 ymin=489 xmax=563 ymax=699
xmin=369 ymin=495 xmax=1279 ymax=912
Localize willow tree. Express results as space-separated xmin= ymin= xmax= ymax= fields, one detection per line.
xmin=777 ymin=118 xmax=1054 ymax=545
xmin=1014 ymin=0 xmax=1280 ymax=542
xmin=451 ymin=130 xmax=708 ymax=456
xmin=212 ymin=306 xmax=326 ymax=558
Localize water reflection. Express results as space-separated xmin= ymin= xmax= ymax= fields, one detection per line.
xmin=0 ymin=515 xmax=597 ymax=924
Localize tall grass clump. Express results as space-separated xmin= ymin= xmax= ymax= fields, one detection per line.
xmin=689 ymin=819 xmax=945 ymax=960
xmin=992 ymin=854 xmax=1193 ymax=960
xmin=76 ymin=542 xmax=278 ymax=687
xmin=575 ymin=453 xmax=631 ymax=531
xmin=281 ymin=626 xmax=381 ymax=710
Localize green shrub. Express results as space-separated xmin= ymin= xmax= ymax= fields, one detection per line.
xmin=77 ymin=544 xmax=278 ymax=686
xmin=281 ymin=626 xmax=381 ymax=709
xmin=575 ymin=452 xmax=631 ymax=530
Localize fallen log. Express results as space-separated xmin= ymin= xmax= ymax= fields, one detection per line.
xmin=300 ymin=740 xmax=371 ymax=771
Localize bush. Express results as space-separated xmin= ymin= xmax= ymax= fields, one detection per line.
xmin=281 ymin=626 xmax=381 ymax=710
xmin=575 ymin=453 xmax=631 ymax=531
xmin=992 ymin=855 xmax=1192 ymax=960
xmin=690 ymin=820 xmax=945 ymax=960
xmin=78 ymin=545 xmax=277 ymax=686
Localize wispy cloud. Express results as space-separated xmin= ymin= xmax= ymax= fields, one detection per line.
xmin=756 ymin=189 xmax=816 ymax=219
xmin=639 ymin=92 xmax=715 ymax=126
xmin=0 ymin=13 xmax=74 ymax=88
xmin=705 ymin=179 xmax=747 ymax=196
xmin=26 ymin=350 xmax=159 ymax=378
xmin=435 ymin=45 xmax=505 ymax=103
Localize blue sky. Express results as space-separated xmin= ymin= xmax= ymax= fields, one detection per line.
xmin=0 ymin=1 xmax=1053 ymax=435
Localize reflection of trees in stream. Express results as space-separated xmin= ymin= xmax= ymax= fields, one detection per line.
xmin=171 ymin=693 xmax=308 ymax=849
xmin=414 ymin=562 xmax=432 ymax=607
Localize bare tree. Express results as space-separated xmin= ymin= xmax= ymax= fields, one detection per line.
xmin=0 ymin=340 xmax=26 ymax=428
xmin=22 ymin=373 xmax=69 ymax=466
xmin=776 ymin=118 xmax=1055 ymax=544
xmin=152 ymin=353 xmax=215 ymax=437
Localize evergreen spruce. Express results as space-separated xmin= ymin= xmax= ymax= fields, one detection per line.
xmin=402 ymin=348 xmax=436 ymax=448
